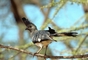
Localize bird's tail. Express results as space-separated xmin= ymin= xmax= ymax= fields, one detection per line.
xmin=57 ymin=32 xmax=78 ymax=37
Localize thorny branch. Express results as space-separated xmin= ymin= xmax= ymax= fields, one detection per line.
xmin=0 ymin=44 xmax=88 ymax=59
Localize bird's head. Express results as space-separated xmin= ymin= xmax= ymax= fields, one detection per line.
xmin=22 ymin=17 xmax=37 ymax=32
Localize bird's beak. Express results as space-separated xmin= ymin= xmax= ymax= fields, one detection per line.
xmin=25 ymin=28 xmax=29 ymax=30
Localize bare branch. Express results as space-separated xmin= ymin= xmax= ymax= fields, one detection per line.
xmin=0 ymin=44 xmax=88 ymax=59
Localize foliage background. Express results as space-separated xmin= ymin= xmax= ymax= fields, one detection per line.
xmin=0 ymin=0 xmax=88 ymax=60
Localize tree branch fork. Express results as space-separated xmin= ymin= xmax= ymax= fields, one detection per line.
xmin=0 ymin=44 xmax=88 ymax=59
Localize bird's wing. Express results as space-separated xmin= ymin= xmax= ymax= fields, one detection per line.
xmin=32 ymin=30 xmax=54 ymax=43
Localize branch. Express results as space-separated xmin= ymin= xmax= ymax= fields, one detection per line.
xmin=9 ymin=43 xmax=33 ymax=59
xmin=0 ymin=44 xmax=88 ymax=59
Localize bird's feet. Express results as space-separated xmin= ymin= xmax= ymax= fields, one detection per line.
xmin=44 ymin=53 xmax=46 ymax=56
xmin=33 ymin=52 xmax=38 ymax=57
xmin=44 ymin=53 xmax=47 ymax=60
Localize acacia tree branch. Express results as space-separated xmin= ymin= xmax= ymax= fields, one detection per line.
xmin=0 ymin=44 xmax=88 ymax=59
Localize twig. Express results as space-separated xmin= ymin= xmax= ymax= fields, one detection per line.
xmin=0 ymin=44 xmax=88 ymax=59
xmin=9 ymin=43 xmax=33 ymax=59
xmin=74 ymin=34 xmax=88 ymax=53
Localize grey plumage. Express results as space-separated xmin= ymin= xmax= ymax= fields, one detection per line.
xmin=32 ymin=30 xmax=53 ymax=43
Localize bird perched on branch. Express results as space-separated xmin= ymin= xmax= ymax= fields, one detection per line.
xmin=22 ymin=17 xmax=77 ymax=56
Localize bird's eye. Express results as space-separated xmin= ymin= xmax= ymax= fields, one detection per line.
xmin=28 ymin=25 xmax=32 ymax=28
xmin=29 ymin=26 xmax=32 ymax=28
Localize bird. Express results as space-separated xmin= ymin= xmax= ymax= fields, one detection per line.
xmin=22 ymin=17 xmax=78 ymax=56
